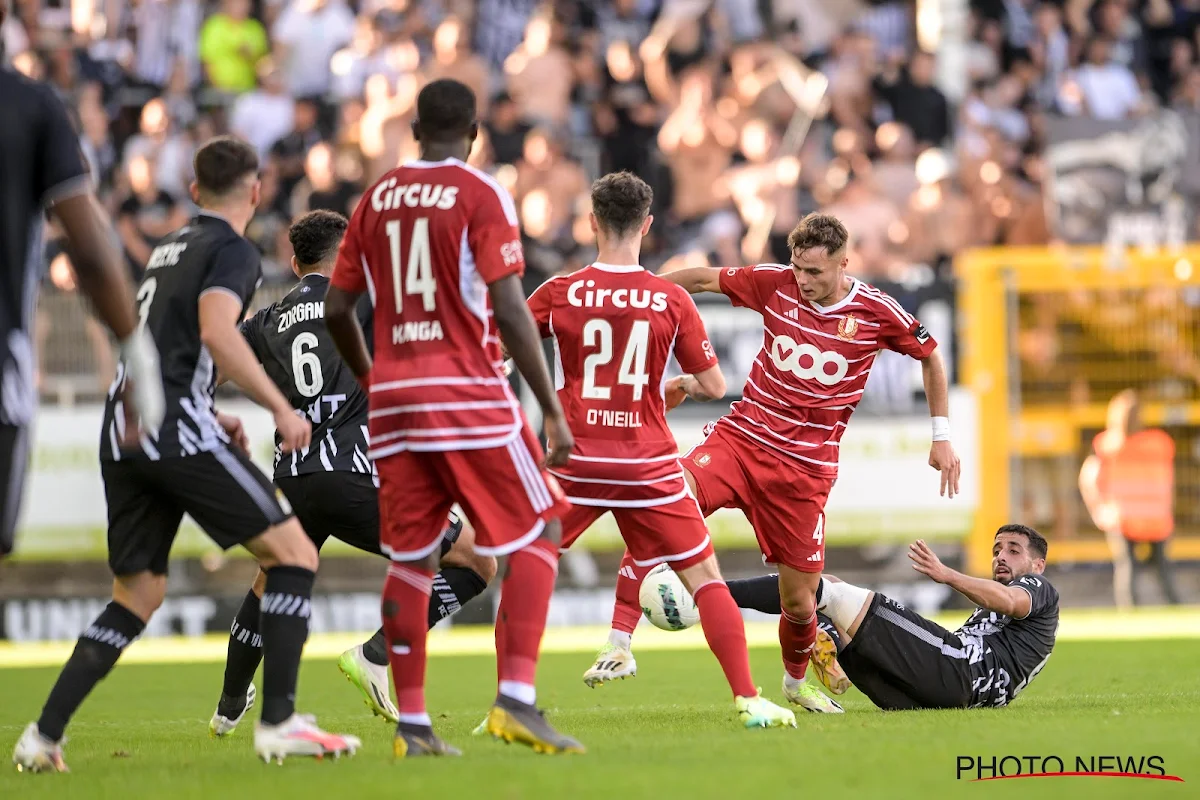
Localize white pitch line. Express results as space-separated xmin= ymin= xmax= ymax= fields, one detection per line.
xmin=1 ymin=608 xmax=1198 ymax=670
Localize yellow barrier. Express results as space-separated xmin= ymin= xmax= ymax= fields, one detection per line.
xmin=956 ymin=245 xmax=1200 ymax=574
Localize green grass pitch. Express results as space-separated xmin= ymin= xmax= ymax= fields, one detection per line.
xmin=1 ymin=635 xmax=1199 ymax=800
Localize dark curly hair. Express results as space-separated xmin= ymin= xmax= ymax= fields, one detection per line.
xmin=590 ymin=171 xmax=653 ymax=238
xmin=289 ymin=210 xmax=348 ymax=272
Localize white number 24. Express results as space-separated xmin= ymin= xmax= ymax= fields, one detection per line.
xmin=581 ymin=319 xmax=650 ymax=401
xmin=385 ymin=218 xmax=436 ymax=313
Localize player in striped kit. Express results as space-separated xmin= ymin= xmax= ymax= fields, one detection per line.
xmin=583 ymin=213 xmax=962 ymax=714
xmin=525 ymin=171 xmax=796 ymax=729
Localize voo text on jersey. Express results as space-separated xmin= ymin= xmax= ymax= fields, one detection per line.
xmin=393 ymin=320 xmax=444 ymax=344
xmin=277 ymin=301 xmax=324 ymax=333
xmin=586 ymin=409 xmax=643 ymax=428
xmin=371 ymin=179 xmax=459 ymax=212
xmin=567 ymin=280 xmax=668 ymax=312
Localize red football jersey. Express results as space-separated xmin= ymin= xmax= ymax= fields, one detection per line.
xmin=528 ymin=263 xmax=719 ymax=507
xmin=331 ymin=158 xmax=527 ymax=459
xmin=716 ymin=264 xmax=937 ymax=476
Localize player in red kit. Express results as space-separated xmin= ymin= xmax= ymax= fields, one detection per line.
xmin=325 ymin=79 xmax=582 ymax=757
xmin=524 ymin=172 xmax=795 ymax=728
xmin=583 ymin=213 xmax=962 ymax=714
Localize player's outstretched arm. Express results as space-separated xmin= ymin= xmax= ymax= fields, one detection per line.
xmin=922 ymin=347 xmax=960 ymax=498
xmin=199 ymin=291 xmax=310 ymax=452
xmin=489 ymin=274 xmax=573 ymax=466
xmin=54 ymin=193 xmax=166 ymax=430
xmin=657 ymin=266 xmax=724 ymax=295
xmin=325 ymin=286 xmax=373 ymax=382
xmin=908 ymin=540 xmax=1032 ymax=618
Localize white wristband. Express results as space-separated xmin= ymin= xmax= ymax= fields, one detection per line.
xmin=932 ymin=416 xmax=950 ymax=442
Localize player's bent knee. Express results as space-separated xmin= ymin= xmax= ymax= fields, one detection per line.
xmin=676 ymin=555 xmax=723 ymax=593
xmin=246 ymin=519 xmax=320 ymax=572
xmin=441 ymin=527 xmax=498 ymax=583
xmin=112 ymin=572 xmax=167 ymax=622
xmin=779 ymin=585 xmax=817 ymax=619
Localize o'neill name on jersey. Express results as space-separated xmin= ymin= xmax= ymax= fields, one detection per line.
xmin=586 ymin=408 xmax=642 ymax=428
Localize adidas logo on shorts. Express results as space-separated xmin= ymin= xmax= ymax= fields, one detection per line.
xmin=807 ymin=552 xmax=822 ymax=563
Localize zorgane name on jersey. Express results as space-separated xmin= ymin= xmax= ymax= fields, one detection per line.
xmin=716 ymin=265 xmax=938 ymax=476
xmin=330 ymin=158 xmax=527 ymax=459
xmin=240 ymin=273 xmax=373 ymax=478
xmin=528 ymin=263 xmax=718 ymax=507
xmin=100 ymin=213 xmax=262 ymax=461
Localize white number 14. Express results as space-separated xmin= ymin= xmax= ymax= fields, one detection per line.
xmin=385 ymin=218 xmax=437 ymax=313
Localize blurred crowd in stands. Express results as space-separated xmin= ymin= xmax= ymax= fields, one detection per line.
xmin=8 ymin=0 xmax=1200 ymax=396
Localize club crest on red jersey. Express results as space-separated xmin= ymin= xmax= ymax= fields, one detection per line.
xmin=694 ymin=452 xmax=712 ymax=468
xmin=836 ymin=314 xmax=859 ymax=341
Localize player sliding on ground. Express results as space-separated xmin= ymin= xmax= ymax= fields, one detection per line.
xmin=208 ymin=211 xmax=497 ymax=736
xmin=523 ymin=172 xmax=795 ymax=729
xmin=326 ymin=79 xmax=582 ymax=757
xmin=584 ymin=213 xmax=962 ymax=715
xmin=723 ymin=524 xmax=1059 ymax=709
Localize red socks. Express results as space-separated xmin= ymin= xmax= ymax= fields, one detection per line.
xmin=693 ymin=581 xmax=757 ymax=698
xmin=495 ymin=538 xmax=559 ymax=691
xmin=382 ymin=564 xmax=434 ymax=722
xmin=780 ymin=609 xmax=817 ymax=680
xmin=612 ymin=549 xmax=651 ymax=635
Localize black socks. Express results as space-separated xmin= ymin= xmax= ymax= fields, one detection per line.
xmin=259 ymin=566 xmax=315 ymax=725
xmin=429 ymin=567 xmax=488 ymax=625
xmin=37 ymin=601 xmax=145 ymax=742
xmin=218 ymin=590 xmax=263 ymax=717
xmin=725 ymin=574 xmax=783 ymax=615
xmin=360 ymin=566 xmax=489 ymax=667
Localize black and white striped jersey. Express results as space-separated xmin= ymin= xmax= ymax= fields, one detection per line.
xmin=239 ymin=273 xmax=374 ymax=479
xmin=0 ymin=68 xmax=91 ymax=428
xmin=100 ymin=212 xmax=262 ymax=461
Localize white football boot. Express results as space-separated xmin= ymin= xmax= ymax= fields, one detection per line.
xmin=209 ymin=684 xmax=256 ymax=737
xmin=582 ymin=643 xmax=638 ymax=688
xmin=254 ymin=714 xmax=361 ymax=763
xmin=12 ymin=722 xmax=68 ymax=773
xmin=782 ymin=675 xmax=845 ymax=713
xmin=337 ymin=645 xmax=399 ymax=724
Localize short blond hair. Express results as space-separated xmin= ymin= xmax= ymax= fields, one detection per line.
xmin=786 ymin=213 xmax=849 ymax=256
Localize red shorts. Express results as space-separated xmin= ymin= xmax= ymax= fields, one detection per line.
xmin=375 ymin=424 xmax=569 ymax=559
xmin=685 ymin=423 xmax=833 ymax=572
xmin=559 ymin=495 xmax=714 ymax=569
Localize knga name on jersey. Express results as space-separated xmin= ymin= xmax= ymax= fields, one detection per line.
xmin=371 ymin=180 xmax=459 ymax=212
xmin=567 ymin=280 xmax=669 ymax=312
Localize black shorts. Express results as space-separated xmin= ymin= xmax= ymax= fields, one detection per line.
xmin=840 ymin=593 xmax=972 ymax=711
xmin=0 ymin=424 xmax=31 ymax=557
xmin=275 ymin=471 xmax=460 ymax=559
xmin=102 ymin=446 xmax=291 ymax=576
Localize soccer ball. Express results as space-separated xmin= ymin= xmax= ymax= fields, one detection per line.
xmin=638 ymin=564 xmax=700 ymax=631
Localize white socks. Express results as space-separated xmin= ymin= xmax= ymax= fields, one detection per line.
xmin=783 ymin=674 xmax=806 ymax=692
xmin=499 ymin=680 xmax=537 ymax=706
xmin=817 ymin=578 xmax=872 ymax=631
xmin=607 ymin=630 xmax=632 ymax=651
xmin=398 ymin=712 xmax=432 ymax=727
